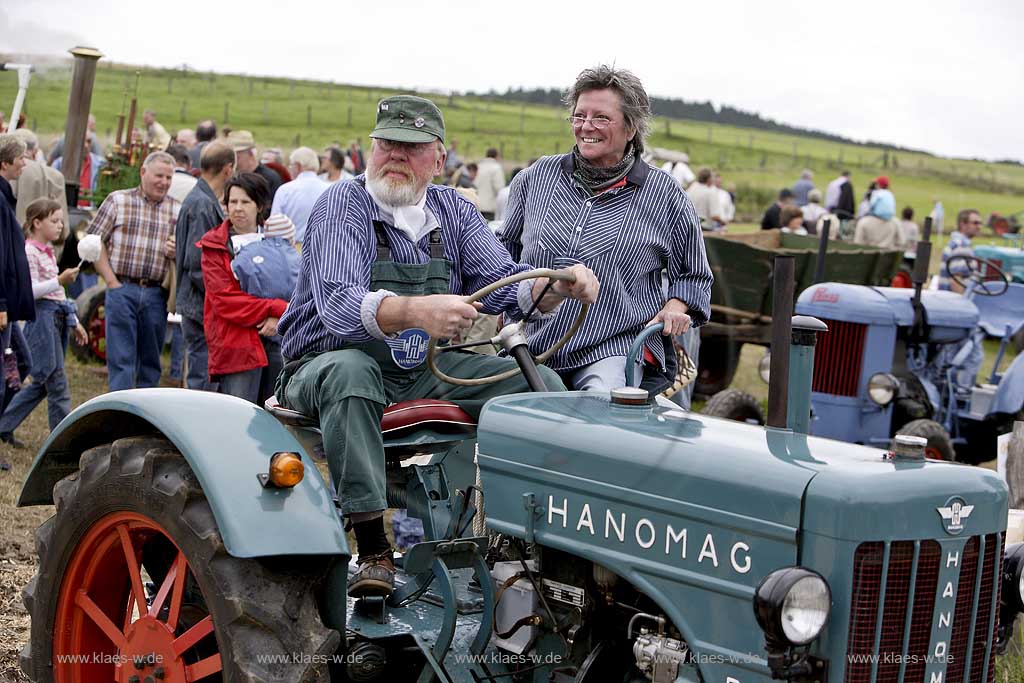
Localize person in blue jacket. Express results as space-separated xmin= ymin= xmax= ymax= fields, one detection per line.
xmin=0 ymin=134 xmax=35 ymax=444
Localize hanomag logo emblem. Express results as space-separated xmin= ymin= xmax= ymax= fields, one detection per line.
xmin=936 ymin=496 xmax=974 ymax=535
xmin=810 ymin=287 xmax=839 ymax=303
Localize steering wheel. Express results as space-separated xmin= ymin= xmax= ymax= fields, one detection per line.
xmin=946 ymin=255 xmax=1009 ymax=296
xmin=427 ymin=268 xmax=589 ymax=386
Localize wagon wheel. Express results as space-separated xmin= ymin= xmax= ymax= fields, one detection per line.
xmin=71 ymin=284 xmax=107 ymax=363
xmin=21 ymin=436 xmax=340 ymax=683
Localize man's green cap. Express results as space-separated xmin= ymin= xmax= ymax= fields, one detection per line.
xmin=370 ymin=95 xmax=445 ymax=144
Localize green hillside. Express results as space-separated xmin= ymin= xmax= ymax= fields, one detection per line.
xmin=3 ymin=60 xmax=1022 ymax=224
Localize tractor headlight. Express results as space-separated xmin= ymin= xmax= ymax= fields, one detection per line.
xmin=758 ymin=353 xmax=771 ymax=384
xmin=1002 ymin=543 xmax=1024 ymax=612
xmin=754 ymin=567 xmax=831 ymax=646
xmin=867 ymin=373 xmax=898 ymax=406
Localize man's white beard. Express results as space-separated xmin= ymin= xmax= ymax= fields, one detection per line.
xmin=366 ymin=162 xmax=424 ymax=207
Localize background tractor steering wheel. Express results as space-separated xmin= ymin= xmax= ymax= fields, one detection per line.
xmin=946 ymin=255 xmax=1009 ymax=296
xmin=427 ymin=268 xmax=589 ymax=386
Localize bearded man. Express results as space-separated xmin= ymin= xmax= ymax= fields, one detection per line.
xmin=276 ymin=96 xmax=598 ymax=598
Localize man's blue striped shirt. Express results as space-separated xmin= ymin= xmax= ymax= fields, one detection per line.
xmin=500 ymin=154 xmax=712 ymax=372
xmin=279 ymin=179 xmax=533 ymax=360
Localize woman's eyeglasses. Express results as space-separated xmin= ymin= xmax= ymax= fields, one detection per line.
xmin=567 ymin=115 xmax=614 ymax=130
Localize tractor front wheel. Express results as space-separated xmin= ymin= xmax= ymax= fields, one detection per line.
xmin=896 ymin=419 xmax=955 ymax=461
xmin=21 ymin=436 xmax=340 ymax=683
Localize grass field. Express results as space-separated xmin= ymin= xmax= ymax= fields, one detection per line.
xmin=2 ymin=59 xmax=1023 ymax=223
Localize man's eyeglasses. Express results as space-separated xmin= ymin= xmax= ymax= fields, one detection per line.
xmin=567 ymin=115 xmax=614 ymax=130
xmin=967 ymin=220 xmax=983 ymax=226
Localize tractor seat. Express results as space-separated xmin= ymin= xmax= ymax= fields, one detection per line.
xmin=973 ymin=282 xmax=1024 ymax=338
xmin=264 ymin=396 xmax=476 ymax=440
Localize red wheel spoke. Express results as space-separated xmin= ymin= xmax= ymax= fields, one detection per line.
xmin=185 ymin=653 xmax=222 ymax=681
xmin=148 ymin=550 xmax=186 ymax=623
xmin=123 ymin=591 xmax=136 ymax=631
xmin=166 ymin=552 xmax=188 ymax=630
xmin=74 ymin=590 xmax=128 ymax=651
xmin=173 ymin=615 xmax=214 ymax=655
xmin=117 ymin=524 xmax=148 ymax=620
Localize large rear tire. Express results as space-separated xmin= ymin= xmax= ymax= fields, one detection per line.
xmin=702 ymin=389 xmax=765 ymax=425
xmin=21 ymin=436 xmax=340 ymax=683
xmin=896 ymin=419 xmax=955 ymax=461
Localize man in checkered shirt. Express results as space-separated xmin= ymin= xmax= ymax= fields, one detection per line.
xmin=88 ymin=151 xmax=180 ymax=390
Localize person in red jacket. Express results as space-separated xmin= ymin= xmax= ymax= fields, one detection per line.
xmin=199 ymin=172 xmax=287 ymax=404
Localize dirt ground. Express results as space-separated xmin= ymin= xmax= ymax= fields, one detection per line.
xmin=0 ymin=359 xmax=120 ymax=682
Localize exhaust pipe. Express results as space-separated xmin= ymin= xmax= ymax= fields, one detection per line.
xmin=787 ymin=316 xmax=828 ymax=434
xmin=767 ymin=256 xmax=795 ymax=428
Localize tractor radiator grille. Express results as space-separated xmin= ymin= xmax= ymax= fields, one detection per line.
xmin=811 ymin=319 xmax=866 ymax=397
xmin=844 ymin=534 xmax=1003 ymax=683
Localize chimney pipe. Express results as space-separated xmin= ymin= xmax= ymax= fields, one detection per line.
xmin=787 ymin=315 xmax=828 ymax=434
xmin=60 ymin=47 xmax=103 ymax=208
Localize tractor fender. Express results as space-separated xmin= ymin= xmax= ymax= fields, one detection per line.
xmin=18 ymin=388 xmax=349 ymax=559
xmin=994 ymin=352 xmax=1024 ymax=415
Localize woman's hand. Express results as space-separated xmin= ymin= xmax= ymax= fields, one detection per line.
xmin=73 ymin=323 xmax=89 ymax=346
xmin=649 ymin=298 xmax=692 ymax=336
xmin=533 ymin=264 xmax=600 ymax=313
xmin=258 ymin=317 xmax=280 ymax=337
xmin=58 ymin=267 xmax=80 ymax=286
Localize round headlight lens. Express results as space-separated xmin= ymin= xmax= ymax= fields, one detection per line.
xmin=867 ymin=373 xmax=898 ymax=406
xmin=758 ymin=353 xmax=771 ymax=384
xmin=754 ymin=567 xmax=832 ymax=647
xmin=781 ymin=575 xmax=831 ymax=645
xmin=1018 ymin=572 xmax=1024 ymax=607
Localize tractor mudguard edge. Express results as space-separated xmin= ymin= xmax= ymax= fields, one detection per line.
xmin=17 ymin=388 xmax=350 ymax=560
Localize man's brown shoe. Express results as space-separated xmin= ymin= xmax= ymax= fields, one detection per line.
xmin=348 ymin=550 xmax=395 ymax=598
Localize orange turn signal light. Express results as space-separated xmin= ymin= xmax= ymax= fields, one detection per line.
xmin=261 ymin=452 xmax=304 ymax=488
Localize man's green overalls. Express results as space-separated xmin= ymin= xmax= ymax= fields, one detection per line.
xmin=276 ymin=219 xmax=565 ymax=516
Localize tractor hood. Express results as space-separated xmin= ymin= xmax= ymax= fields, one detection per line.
xmin=798 ymin=282 xmax=978 ymax=332
xmin=477 ymin=392 xmax=1007 ymax=549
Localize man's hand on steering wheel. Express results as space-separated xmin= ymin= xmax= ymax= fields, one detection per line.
xmin=531 ymin=263 xmax=600 ymax=312
xmin=408 ymin=295 xmax=483 ymax=338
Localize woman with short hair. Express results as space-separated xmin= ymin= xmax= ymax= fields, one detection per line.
xmin=199 ymin=172 xmax=289 ymax=404
xmin=501 ymin=65 xmax=712 ymax=395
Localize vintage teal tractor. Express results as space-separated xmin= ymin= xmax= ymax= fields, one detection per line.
xmin=17 ymin=268 xmax=1024 ymax=683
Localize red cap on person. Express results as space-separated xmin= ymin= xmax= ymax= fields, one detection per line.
xmin=875 ymin=176 xmax=889 ymax=188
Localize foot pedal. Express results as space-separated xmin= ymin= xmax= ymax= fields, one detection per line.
xmin=354 ymin=596 xmax=388 ymax=625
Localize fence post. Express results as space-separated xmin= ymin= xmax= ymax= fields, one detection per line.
xmin=346 ymin=106 xmax=352 ymax=127
xmin=262 ymin=100 xmax=269 ymax=125
xmin=294 ymin=134 xmax=301 ymax=147
xmin=167 ymin=78 xmax=173 ymax=95
xmin=249 ymin=79 xmax=253 ymax=96
xmin=224 ymin=101 xmax=229 ymax=124
xmin=180 ymin=100 xmax=187 ymax=123
xmin=519 ymin=104 xmax=525 ymax=134
xmin=307 ymin=104 xmax=312 ymax=127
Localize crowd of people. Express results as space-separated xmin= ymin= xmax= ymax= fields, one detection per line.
xmin=755 ymin=168 xmax=951 ymax=257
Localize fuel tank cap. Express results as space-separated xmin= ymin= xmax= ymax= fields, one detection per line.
xmin=892 ymin=434 xmax=927 ymax=460
xmin=610 ymin=387 xmax=650 ymax=406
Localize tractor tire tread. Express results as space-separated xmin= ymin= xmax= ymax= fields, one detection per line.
xmin=702 ymin=388 xmax=766 ymax=425
xmin=896 ymin=419 xmax=955 ymax=461
xmin=22 ymin=436 xmax=340 ymax=683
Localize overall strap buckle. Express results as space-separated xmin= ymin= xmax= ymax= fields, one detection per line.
xmin=428 ymin=227 xmax=445 ymax=259
xmin=372 ymin=220 xmax=391 ymax=261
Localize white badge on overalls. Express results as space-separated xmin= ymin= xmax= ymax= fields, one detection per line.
xmin=385 ymin=328 xmax=431 ymax=369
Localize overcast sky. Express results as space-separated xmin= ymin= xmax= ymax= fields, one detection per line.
xmin=4 ymin=0 xmax=1022 ymax=161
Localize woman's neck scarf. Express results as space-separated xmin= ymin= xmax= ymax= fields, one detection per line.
xmin=571 ymin=142 xmax=636 ymax=195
